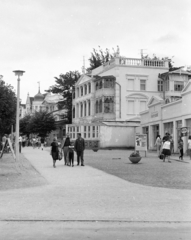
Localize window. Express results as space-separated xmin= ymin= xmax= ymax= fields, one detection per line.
xmin=85 ymin=85 xmax=87 ymax=95
xmin=72 ymin=107 xmax=75 ymax=118
xmin=84 ymin=126 xmax=86 ymax=139
xmin=104 ymin=97 xmax=114 ymax=113
xmin=81 ymin=103 xmax=83 ymax=117
xmin=96 ymin=126 xmax=99 ymax=138
xmin=128 ymin=100 xmax=134 ymax=114
xmin=99 ymin=99 xmax=102 ymax=113
xmin=99 ymin=81 xmax=102 ymax=89
xmin=88 ymin=126 xmax=91 ymax=138
xmin=84 ymin=102 xmax=86 ymax=116
xmin=88 ymin=83 xmax=91 ymax=93
xmin=140 ymin=80 xmax=146 ymax=90
xmin=96 ymin=100 xmax=99 ymax=113
xmin=81 ymin=86 xmax=83 ymax=96
xmin=96 ymin=82 xmax=99 ymax=90
xmin=88 ymin=100 xmax=91 ymax=116
xmin=73 ymin=127 xmax=75 ymax=139
xmin=92 ymin=126 xmax=95 ymax=138
xmin=128 ymin=79 xmax=134 ymax=90
xmin=104 ymin=79 xmax=114 ymax=88
xmin=158 ymin=80 xmax=163 ymax=92
xmin=174 ymin=81 xmax=184 ymax=91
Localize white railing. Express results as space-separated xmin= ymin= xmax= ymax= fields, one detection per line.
xmin=117 ymin=57 xmax=166 ymax=68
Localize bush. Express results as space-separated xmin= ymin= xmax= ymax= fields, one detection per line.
xmin=130 ymin=151 xmax=140 ymax=157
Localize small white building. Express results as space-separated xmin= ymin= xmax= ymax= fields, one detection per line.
xmin=140 ymin=71 xmax=191 ymax=153
xmin=67 ymin=54 xmax=170 ymax=148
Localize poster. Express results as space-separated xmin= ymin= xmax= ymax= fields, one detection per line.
xmin=135 ymin=134 xmax=147 ymax=151
xmin=181 ymin=127 xmax=188 ymax=137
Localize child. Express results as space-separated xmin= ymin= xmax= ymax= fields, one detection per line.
xmin=68 ymin=145 xmax=74 ymax=167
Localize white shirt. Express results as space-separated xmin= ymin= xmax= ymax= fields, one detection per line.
xmin=188 ymin=139 xmax=191 ymax=149
xmin=19 ymin=136 xmax=22 ymax=142
xmin=162 ymin=141 xmax=170 ymax=150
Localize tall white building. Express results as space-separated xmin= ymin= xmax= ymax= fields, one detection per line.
xmin=67 ymin=54 xmax=170 ymax=148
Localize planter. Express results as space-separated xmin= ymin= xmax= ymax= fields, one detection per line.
xmin=129 ymin=156 xmax=142 ymax=164
xmin=92 ymin=148 xmax=99 ymax=152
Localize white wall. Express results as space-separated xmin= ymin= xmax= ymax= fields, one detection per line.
xmin=99 ymin=125 xmax=135 ymax=148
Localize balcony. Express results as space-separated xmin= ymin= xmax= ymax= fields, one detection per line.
xmin=100 ymin=57 xmax=169 ymax=69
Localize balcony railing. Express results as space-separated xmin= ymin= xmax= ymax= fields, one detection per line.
xmin=118 ymin=57 xmax=167 ymax=68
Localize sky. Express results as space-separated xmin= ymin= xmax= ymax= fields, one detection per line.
xmin=0 ymin=0 xmax=191 ymax=103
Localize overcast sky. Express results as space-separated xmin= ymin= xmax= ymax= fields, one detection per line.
xmin=0 ymin=0 xmax=190 ymax=103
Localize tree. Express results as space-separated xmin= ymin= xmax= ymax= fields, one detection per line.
xmin=87 ymin=47 xmax=114 ymax=71
xmin=48 ymin=71 xmax=81 ymax=124
xmin=19 ymin=114 xmax=32 ymax=136
xmin=0 ymin=80 xmax=17 ymax=138
xmin=28 ymin=111 xmax=56 ymax=137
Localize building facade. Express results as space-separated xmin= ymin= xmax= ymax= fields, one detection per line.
xmin=22 ymin=89 xmax=66 ymax=143
xmin=67 ymin=55 xmax=170 ymax=148
xmin=140 ymin=71 xmax=191 ymax=153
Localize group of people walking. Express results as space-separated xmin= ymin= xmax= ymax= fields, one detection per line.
xmin=155 ymin=133 xmax=191 ymax=162
xmin=50 ymin=133 xmax=85 ymax=168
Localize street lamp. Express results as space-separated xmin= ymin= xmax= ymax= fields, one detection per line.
xmin=13 ymin=70 xmax=25 ymax=161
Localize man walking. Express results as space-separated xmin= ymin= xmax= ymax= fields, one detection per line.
xmin=74 ymin=133 xmax=85 ymax=166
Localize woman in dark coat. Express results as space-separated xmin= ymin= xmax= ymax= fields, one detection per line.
xmin=50 ymin=138 xmax=59 ymax=168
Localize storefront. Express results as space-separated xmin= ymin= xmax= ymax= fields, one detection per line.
xmin=140 ymin=80 xmax=191 ymax=153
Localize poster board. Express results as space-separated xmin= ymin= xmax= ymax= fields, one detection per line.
xmin=135 ymin=134 xmax=147 ymax=151
xmin=8 ymin=138 xmax=16 ymax=160
xmin=0 ymin=138 xmax=16 ymax=160
xmin=0 ymin=139 xmax=8 ymax=159
xmin=181 ymin=127 xmax=188 ymax=137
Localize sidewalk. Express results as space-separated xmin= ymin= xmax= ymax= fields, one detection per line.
xmin=0 ymin=147 xmax=191 ymax=222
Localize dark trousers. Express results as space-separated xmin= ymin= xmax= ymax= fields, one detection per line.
xmin=180 ymin=148 xmax=183 ymax=159
xmin=77 ymin=151 xmax=84 ymax=165
xmin=19 ymin=142 xmax=22 ymax=153
xmin=69 ymin=151 xmax=74 ymax=166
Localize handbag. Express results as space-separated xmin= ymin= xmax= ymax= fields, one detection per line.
xmin=159 ymin=154 xmax=164 ymax=160
xmin=58 ymin=150 xmax=62 ymax=160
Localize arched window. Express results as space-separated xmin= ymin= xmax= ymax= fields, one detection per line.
xmin=72 ymin=107 xmax=75 ymax=118
xmin=99 ymin=99 xmax=102 ymax=113
xmin=96 ymin=100 xmax=99 ymax=113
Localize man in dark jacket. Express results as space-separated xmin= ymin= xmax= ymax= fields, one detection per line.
xmin=74 ymin=133 xmax=85 ymax=166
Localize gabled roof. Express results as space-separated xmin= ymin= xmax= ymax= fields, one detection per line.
xmin=76 ymin=74 xmax=92 ymax=85
xmin=148 ymin=95 xmax=163 ymax=106
xmin=160 ymin=68 xmax=191 ymax=77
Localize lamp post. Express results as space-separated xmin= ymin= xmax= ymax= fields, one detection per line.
xmin=13 ymin=70 xmax=25 ymax=161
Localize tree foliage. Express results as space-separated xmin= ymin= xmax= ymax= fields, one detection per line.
xmin=48 ymin=71 xmax=81 ymax=124
xmin=19 ymin=114 xmax=32 ymax=136
xmin=0 ymin=80 xmax=16 ymax=137
xmin=87 ymin=47 xmax=114 ymax=71
xmin=27 ymin=111 xmax=57 ymax=137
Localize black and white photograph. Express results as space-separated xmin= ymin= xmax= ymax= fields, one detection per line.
xmin=0 ymin=0 xmax=191 ymax=239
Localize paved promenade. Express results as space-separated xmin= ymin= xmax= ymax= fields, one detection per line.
xmin=1 ymin=147 xmax=191 ymax=239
